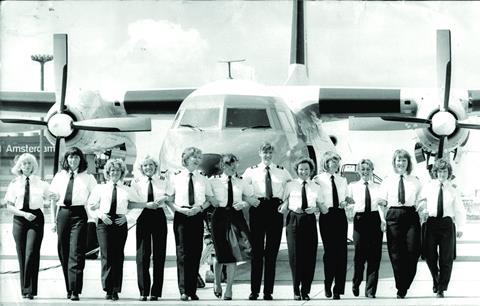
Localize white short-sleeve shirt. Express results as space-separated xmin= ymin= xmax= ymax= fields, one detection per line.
xmin=348 ymin=180 xmax=381 ymax=212
xmin=283 ymin=178 xmax=323 ymax=211
xmin=379 ymin=174 xmax=422 ymax=208
xmin=88 ymin=181 xmax=141 ymax=217
xmin=167 ymin=169 xmax=213 ymax=207
xmin=4 ymin=175 xmax=49 ymax=210
xmin=314 ymin=172 xmax=348 ymax=209
xmin=242 ymin=163 xmax=292 ymax=198
xmin=209 ymin=174 xmax=253 ymax=207
xmin=49 ymin=170 xmax=97 ymax=207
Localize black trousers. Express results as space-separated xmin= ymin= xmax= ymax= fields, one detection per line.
xmin=12 ymin=209 xmax=44 ymax=296
xmin=173 ymin=212 xmax=204 ymax=296
xmin=319 ymin=207 xmax=347 ymax=295
xmin=86 ymin=222 xmax=99 ymax=259
xmin=136 ymin=209 xmax=167 ymax=297
xmin=96 ymin=218 xmax=128 ymax=294
xmin=386 ymin=206 xmax=421 ymax=293
xmin=352 ymin=212 xmax=383 ymax=296
xmin=424 ymin=217 xmax=455 ymax=291
xmin=57 ymin=206 xmax=87 ymax=294
xmin=249 ymin=198 xmax=283 ymax=295
xmin=286 ymin=211 xmax=317 ymax=295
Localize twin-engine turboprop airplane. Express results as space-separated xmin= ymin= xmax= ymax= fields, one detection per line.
xmin=2 ymin=0 xmax=480 ymax=179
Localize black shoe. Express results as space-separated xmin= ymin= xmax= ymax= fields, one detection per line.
xmin=180 ymin=294 xmax=188 ymax=301
xmin=248 ymin=293 xmax=258 ymax=300
xmin=112 ymin=293 xmax=119 ymax=301
xmin=325 ymin=287 xmax=332 ymax=298
xmin=433 ymin=286 xmax=438 ymax=293
xmin=333 ymin=293 xmax=340 ymax=300
xmin=436 ymin=290 xmax=444 ymax=298
xmin=22 ymin=294 xmax=27 ymax=299
xmin=294 ymin=294 xmax=301 ymax=301
xmin=190 ymin=294 xmax=199 ymax=300
xmin=105 ymin=294 xmax=113 ymax=300
xmin=366 ymin=293 xmax=376 ymax=298
xmin=352 ymin=287 xmax=359 ymax=297
xmin=71 ymin=294 xmax=79 ymax=301
xmin=263 ymin=293 xmax=273 ymax=300
xmin=139 ymin=296 xmax=147 ymax=301
xmin=67 ymin=291 xmax=72 ymax=299
xmin=223 ymin=295 xmax=232 ymax=300
xmin=396 ymin=290 xmax=406 ymax=299
xmin=301 ymin=294 xmax=310 ymax=301
xmin=27 ymin=294 xmax=34 ymax=300
xmin=150 ymin=296 xmax=158 ymax=301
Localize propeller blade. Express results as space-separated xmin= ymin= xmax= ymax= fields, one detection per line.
xmin=72 ymin=117 xmax=151 ymax=132
xmin=437 ymin=136 xmax=447 ymax=159
xmin=436 ymin=29 xmax=452 ymax=111
xmin=54 ymin=34 xmax=68 ymax=112
xmin=381 ymin=116 xmax=431 ymax=125
xmin=457 ymin=122 xmax=480 ymax=130
xmin=53 ymin=137 xmax=65 ymax=174
xmin=0 ymin=118 xmax=48 ymax=126
xmin=349 ymin=117 xmax=417 ymax=131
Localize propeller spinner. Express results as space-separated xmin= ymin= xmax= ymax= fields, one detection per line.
xmin=0 ymin=34 xmax=151 ymax=174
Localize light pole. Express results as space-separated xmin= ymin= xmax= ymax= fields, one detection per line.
xmin=31 ymin=54 xmax=53 ymax=179
xmin=31 ymin=54 xmax=53 ymax=91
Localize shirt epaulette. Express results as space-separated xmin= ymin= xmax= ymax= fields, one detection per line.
xmin=236 ymin=174 xmax=242 ymax=179
xmin=199 ymin=171 xmax=205 ymax=176
xmin=250 ymin=165 xmax=258 ymax=169
xmin=276 ymin=165 xmax=284 ymax=169
xmin=123 ymin=181 xmax=131 ymax=187
xmin=213 ymin=174 xmax=221 ymax=178
xmin=160 ymin=170 xmax=167 ymax=174
xmin=174 ymin=170 xmax=182 ymax=175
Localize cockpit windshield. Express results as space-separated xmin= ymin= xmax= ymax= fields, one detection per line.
xmin=179 ymin=108 xmax=220 ymax=129
xmin=226 ymin=108 xmax=271 ymax=129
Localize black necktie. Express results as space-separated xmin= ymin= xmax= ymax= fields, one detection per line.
xmin=147 ymin=177 xmax=154 ymax=202
xmin=108 ymin=183 xmax=117 ymax=216
xmin=331 ymin=175 xmax=339 ymax=208
xmin=63 ymin=172 xmax=74 ymax=206
xmin=227 ymin=176 xmax=233 ymax=207
xmin=398 ymin=175 xmax=405 ymax=204
xmin=301 ymin=181 xmax=308 ymax=210
xmin=22 ymin=177 xmax=30 ymax=211
xmin=188 ymin=173 xmax=195 ymax=206
xmin=364 ymin=181 xmax=371 ymax=213
xmin=437 ymin=183 xmax=444 ymax=218
xmin=265 ymin=166 xmax=273 ymax=199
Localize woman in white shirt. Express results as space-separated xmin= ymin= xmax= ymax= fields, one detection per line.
xmin=88 ymin=158 xmax=140 ymax=301
xmin=209 ymin=153 xmax=255 ymax=300
xmin=130 ymin=155 xmax=169 ymax=301
xmin=3 ymin=153 xmax=49 ymax=300
xmin=166 ymin=147 xmax=215 ymax=301
xmin=379 ymin=149 xmax=422 ymax=299
xmin=347 ymin=159 xmax=385 ymax=298
xmin=419 ymin=158 xmax=466 ymax=298
xmin=280 ymin=157 xmax=324 ymax=301
xmin=313 ymin=151 xmax=349 ymax=300
xmin=49 ymin=147 xmax=97 ymax=301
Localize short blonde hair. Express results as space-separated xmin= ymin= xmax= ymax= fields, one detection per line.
xmin=103 ymin=158 xmax=127 ymax=181
xmin=431 ymin=158 xmax=453 ymax=179
xmin=321 ymin=151 xmax=341 ymax=172
xmin=294 ymin=157 xmax=315 ymax=174
xmin=11 ymin=153 xmax=38 ymax=176
xmin=136 ymin=155 xmax=158 ymax=176
xmin=357 ymin=159 xmax=374 ymax=172
xmin=259 ymin=142 xmax=274 ymax=153
xmin=392 ymin=149 xmax=413 ymax=174
xmin=181 ymin=147 xmax=202 ymax=167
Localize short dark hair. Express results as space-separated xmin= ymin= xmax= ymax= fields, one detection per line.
xmin=294 ymin=157 xmax=315 ymax=174
xmin=431 ymin=158 xmax=453 ymax=179
xmin=259 ymin=142 xmax=274 ymax=153
xmin=61 ymin=147 xmax=88 ymax=173
xmin=222 ymin=153 xmax=239 ymax=166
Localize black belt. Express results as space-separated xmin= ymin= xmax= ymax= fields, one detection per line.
xmin=355 ymin=211 xmax=379 ymax=215
xmin=258 ymin=197 xmax=281 ymax=202
xmin=60 ymin=205 xmax=85 ymax=210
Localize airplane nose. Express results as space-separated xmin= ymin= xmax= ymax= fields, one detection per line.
xmin=200 ymin=153 xmax=222 ymax=177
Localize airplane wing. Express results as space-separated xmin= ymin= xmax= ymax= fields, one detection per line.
xmin=122 ymin=88 xmax=195 ymax=115
xmin=0 ymin=91 xmax=55 ymax=113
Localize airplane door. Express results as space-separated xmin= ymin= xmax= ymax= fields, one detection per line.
xmin=276 ymin=110 xmax=298 ymax=147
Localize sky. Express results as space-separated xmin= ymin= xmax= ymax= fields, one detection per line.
xmin=1 ymin=0 xmax=480 ymax=192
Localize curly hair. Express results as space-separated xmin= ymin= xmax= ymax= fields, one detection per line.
xmin=11 ymin=153 xmax=38 ymax=176
xmin=103 ymin=158 xmax=127 ymax=181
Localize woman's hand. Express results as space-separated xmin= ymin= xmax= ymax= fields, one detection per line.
xmin=305 ymin=206 xmax=318 ymax=214
xmin=49 ymin=192 xmax=60 ymax=202
xmin=176 ymin=206 xmax=192 ymax=216
xmin=100 ymin=213 xmax=112 ymax=225
xmin=145 ymin=201 xmax=159 ymax=209
xmin=246 ymin=196 xmax=260 ymax=208
xmin=318 ymin=204 xmax=328 ymax=214
xmin=115 ymin=215 xmax=127 ymax=226
xmin=23 ymin=212 xmax=36 ymax=221
xmin=457 ymin=231 xmax=463 ymax=238
xmin=189 ymin=206 xmax=203 ymax=216
xmin=233 ymin=201 xmax=247 ymax=211
xmin=380 ymin=220 xmax=386 ymax=232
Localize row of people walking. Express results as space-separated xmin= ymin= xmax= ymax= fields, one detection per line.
xmin=3 ymin=143 xmax=465 ymax=301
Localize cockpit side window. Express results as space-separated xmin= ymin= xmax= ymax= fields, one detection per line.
xmin=178 ymin=108 xmax=220 ymax=128
xmin=225 ymin=108 xmax=271 ymax=129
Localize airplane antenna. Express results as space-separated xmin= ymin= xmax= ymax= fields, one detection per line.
xmin=218 ymin=59 xmax=245 ymax=79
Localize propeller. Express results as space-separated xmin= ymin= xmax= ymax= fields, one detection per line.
xmin=0 ymin=33 xmax=151 ymax=175
xmin=380 ymin=29 xmax=480 ymax=159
